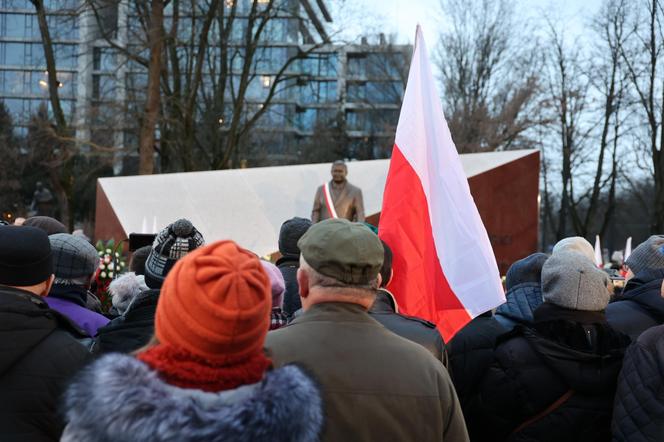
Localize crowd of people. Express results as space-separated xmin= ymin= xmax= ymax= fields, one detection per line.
xmin=0 ymin=213 xmax=663 ymax=441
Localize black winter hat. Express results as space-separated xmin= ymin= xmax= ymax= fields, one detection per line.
xmin=144 ymin=219 xmax=204 ymax=289
xmin=0 ymin=225 xmax=53 ymax=286
xmin=505 ymin=252 xmax=549 ymax=291
xmin=24 ymin=216 xmax=67 ymax=236
xmin=278 ymin=217 xmax=312 ymax=258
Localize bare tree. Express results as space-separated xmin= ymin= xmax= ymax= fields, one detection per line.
xmin=89 ymin=0 xmax=328 ymax=172
xmin=620 ymin=0 xmax=664 ymax=232
xmin=541 ymin=21 xmax=591 ymax=240
xmin=435 ymin=0 xmax=542 ymax=153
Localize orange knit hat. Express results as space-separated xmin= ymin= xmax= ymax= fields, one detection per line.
xmin=155 ymin=240 xmax=271 ymax=364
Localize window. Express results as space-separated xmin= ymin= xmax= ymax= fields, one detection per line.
xmin=92 ymin=74 xmax=115 ymax=100
xmin=347 ymin=55 xmax=366 ymax=77
xmin=93 ymin=48 xmax=116 ymax=72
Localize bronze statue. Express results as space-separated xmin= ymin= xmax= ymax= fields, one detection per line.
xmin=30 ymin=181 xmax=55 ymax=217
xmin=312 ymin=161 xmax=365 ymax=223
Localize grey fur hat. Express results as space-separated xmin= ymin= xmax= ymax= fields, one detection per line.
xmin=625 ymin=235 xmax=664 ymax=276
xmin=542 ymin=250 xmax=611 ymax=311
xmin=552 ymin=237 xmax=595 ymax=263
xmin=109 ymin=272 xmax=149 ymax=315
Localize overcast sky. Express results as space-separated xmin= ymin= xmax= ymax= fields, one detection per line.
xmin=327 ymin=0 xmax=605 ymax=47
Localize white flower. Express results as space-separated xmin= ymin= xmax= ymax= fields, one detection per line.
xmin=98 ymin=251 xmax=104 ymax=256
xmin=120 ymin=262 xmax=126 ymax=267
xmin=100 ymin=271 xmax=107 ymax=278
xmin=105 ymin=248 xmax=112 ymax=253
xmin=115 ymin=252 xmax=120 ymax=258
xmin=99 ymin=264 xmax=106 ymax=270
xmin=108 ymin=271 xmax=114 ymax=278
xmin=108 ymin=262 xmax=114 ymax=270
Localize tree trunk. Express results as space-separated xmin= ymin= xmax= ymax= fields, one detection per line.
xmin=138 ymin=0 xmax=164 ymax=175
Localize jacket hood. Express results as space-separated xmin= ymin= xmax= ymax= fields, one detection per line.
xmin=618 ymin=271 xmax=664 ymax=321
xmin=0 ymin=286 xmax=60 ymax=375
xmin=63 ymin=354 xmax=323 ymax=442
xmin=519 ymin=323 xmax=627 ymax=394
xmin=495 ymin=282 xmax=543 ymax=327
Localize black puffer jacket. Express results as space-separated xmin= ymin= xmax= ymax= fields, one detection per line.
xmin=471 ymin=303 xmax=630 ymax=442
xmin=369 ymin=289 xmax=447 ymax=365
xmin=276 ymin=256 xmax=301 ymax=317
xmin=612 ymin=324 xmax=664 ymax=441
xmin=92 ymin=289 xmax=159 ymax=355
xmin=606 ymin=269 xmax=664 ymax=340
xmin=447 ymin=312 xmax=506 ymax=437
xmin=0 ymin=286 xmax=91 ymax=441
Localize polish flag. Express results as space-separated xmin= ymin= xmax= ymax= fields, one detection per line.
xmin=594 ymin=235 xmax=603 ymax=267
xmin=378 ymin=26 xmax=505 ymax=341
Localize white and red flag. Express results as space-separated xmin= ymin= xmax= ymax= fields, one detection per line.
xmin=378 ymin=26 xmax=505 ymax=341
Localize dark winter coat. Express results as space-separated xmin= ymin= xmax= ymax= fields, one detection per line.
xmin=471 ymin=303 xmax=630 ymax=442
xmin=276 ymin=255 xmax=301 ymax=317
xmin=369 ymin=289 xmax=447 ymax=365
xmin=92 ymin=289 xmax=159 ymax=355
xmin=266 ymin=302 xmax=469 ymax=442
xmin=612 ymin=324 xmax=664 ymax=441
xmin=447 ymin=312 xmax=506 ymax=429
xmin=0 ymin=285 xmax=91 ymax=442
xmin=62 ymin=354 xmax=323 ymax=442
xmin=606 ymin=269 xmax=664 ymax=340
xmin=494 ymin=282 xmax=543 ymax=330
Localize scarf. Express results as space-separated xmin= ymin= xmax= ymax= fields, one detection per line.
xmin=137 ymin=344 xmax=272 ymax=393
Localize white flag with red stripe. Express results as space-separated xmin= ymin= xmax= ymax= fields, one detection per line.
xmin=378 ymin=26 xmax=505 ymax=341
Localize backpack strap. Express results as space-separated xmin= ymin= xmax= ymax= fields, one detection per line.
xmin=511 ymin=389 xmax=574 ymax=435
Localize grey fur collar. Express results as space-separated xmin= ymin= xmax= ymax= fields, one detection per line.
xmin=62 ymin=354 xmax=323 ymax=442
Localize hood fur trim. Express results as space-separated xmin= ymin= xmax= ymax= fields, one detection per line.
xmin=63 ymin=354 xmax=323 ymax=442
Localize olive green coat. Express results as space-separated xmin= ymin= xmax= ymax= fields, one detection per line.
xmin=265 ymin=302 xmax=469 ymax=442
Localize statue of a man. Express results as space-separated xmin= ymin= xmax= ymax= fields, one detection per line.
xmin=30 ymin=181 xmax=55 ymax=217
xmin=312 ymin=160 xmax=365 ymax=223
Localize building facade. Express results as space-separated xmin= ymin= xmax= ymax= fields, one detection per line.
xmin=0 ymin=0 xmax=409 ymax=172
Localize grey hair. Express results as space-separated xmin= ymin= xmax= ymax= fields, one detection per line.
xmin=332 ymin=160 xmax=347 ymax=169
xmin=54 ymin=275 xmax=91 ymax=287
xmin=299 ymin=257 xmax=379 ymax=297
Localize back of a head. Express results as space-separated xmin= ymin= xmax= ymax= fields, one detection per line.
xmin=24 ymin=216 xmax=67 ymax=236
xmin=542 ymin=251 xmax=610 ymax=312
xmin=505 ymin=253 xmax=548 ymax=291
xmin=144 ymin=219 xmax=204 ymax=289
xmin=49 ymin=233 xmax=100 ymax=285
xmin=0 ymin=225 xmax=53 ymax=288
xmin=552 ymin=237 xmax=595 ymax=263
xmin=154 ymin=240 xmax=271 ymax=366
xmin=625 ymin=235 xmax=664 ymax=276
xmin=379 ymin=239 xmax=393 ymax=288
xmin=278 ymin=217 xmax=312 ymax=258
xmin=298 ymin=218 xmax=384 ymax=290
xmin=130 ymin=245 xmax=152 ymax=275
xmin=261 ymin=260 xmax=285 ymax=308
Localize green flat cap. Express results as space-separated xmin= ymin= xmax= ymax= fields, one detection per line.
xmin=298 ymin=218 xmax=384 ymax=285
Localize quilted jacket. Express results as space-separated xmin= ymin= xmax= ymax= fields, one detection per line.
xmin=606 ymin=269 xmax=664 ymax=340
xmin=612 ymin=324 xmax=664 ymax=441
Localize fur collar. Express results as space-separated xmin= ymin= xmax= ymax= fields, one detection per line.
xmin=63 ymin=354 xmax=323 ymax=442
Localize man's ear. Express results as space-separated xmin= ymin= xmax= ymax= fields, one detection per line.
xmin=297 ymin=268 xmax=310 ymax=298
xmin=41 ymin=274 xmax=55 ymax=297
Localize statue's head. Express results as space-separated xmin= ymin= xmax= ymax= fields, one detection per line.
xmin=331 ymin=160 xmax=347 ymax=183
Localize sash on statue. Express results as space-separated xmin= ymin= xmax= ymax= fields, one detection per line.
xmin=323 ymin=182 xmax=339 ymax=219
